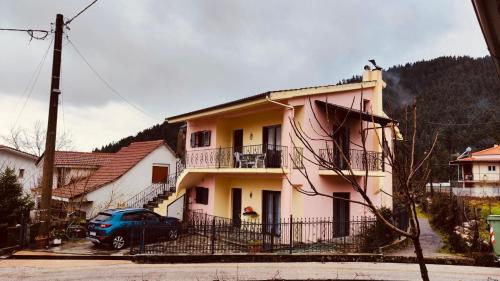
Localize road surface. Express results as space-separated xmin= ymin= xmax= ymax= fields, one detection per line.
xmin=0 ymin=260 xmax=498 ymax=281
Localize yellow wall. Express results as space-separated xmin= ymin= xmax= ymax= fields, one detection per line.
xmin=154 ymin=189 xmax=186 ymax=216
xmin=213 ymin=177 xmax=282 ymax=219
xmin=215 ymin=110 xmax=283 ymax=148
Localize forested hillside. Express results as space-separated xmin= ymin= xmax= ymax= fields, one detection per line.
xmin=96 ymin=56 xmax=499 ymax=180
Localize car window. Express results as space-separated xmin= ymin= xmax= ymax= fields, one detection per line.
xmin=121 ymin=212 xmax=142 ymax=221
xmin=143 ymin=212 xmax=160 ymax=222
xmin=93 ymin=213 xmax=111 ymax=222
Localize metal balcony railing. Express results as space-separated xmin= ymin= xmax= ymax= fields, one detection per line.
xmin=459 ymin=172 xmax=500 ymax=182
xmin=318 ymin=148 xmax=382 ymax=171
xmin=184 ymin=144 xmax=288 ymax=169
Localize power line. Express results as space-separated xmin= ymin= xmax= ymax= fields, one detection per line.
xmin=66 ymin=37 xmax=160 ymax=121
xmin=65 ymin=0 xmax=99 ymax=26
xmin=426 ymin=120 xmax=499 ymax=126
xmin=13 ymin=36 xmax=54 ymax=128
xmin=0 ymin=28 xmax=49 ymax=40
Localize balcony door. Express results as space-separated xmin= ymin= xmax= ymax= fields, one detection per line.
xmin=263 ymin=125 xmax=281 ymax=168
xmin=333 ymin=126 xmax=350 ymax=170
xmin=233 ymin=129 xmax=244 ymax=168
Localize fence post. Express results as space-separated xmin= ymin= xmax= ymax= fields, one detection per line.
xmin=140 ymin=222 xmax=146 ymax=254
xmin=218 ymin=146 xmax=222 ymax=168
xmin=289 ymin=215 xmax=293 ymax=254
xmin=210 ymin=218 xmax=216 ymax=254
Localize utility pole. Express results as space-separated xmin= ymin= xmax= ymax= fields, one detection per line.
xmin=37 ymin=14 xmax=64 ymax=246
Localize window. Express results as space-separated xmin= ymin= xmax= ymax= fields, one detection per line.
xmin=122 ymin=212 xmax=142 ymax=221
xmin=190 ymin=131 xmax=211 ymax=148
xmin=195 ymin=186 xmax=209 ymax=205
xmin=152 ymin=165 xmax=169 ymax=183
xmin=18 ymin=169 xmax=25 ymax=179
xmin=488 ymin=165 xmax=497 ymax=172
xmin=143 ymin=212 xmax=161 ymax=222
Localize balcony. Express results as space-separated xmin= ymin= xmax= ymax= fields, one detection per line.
xmin=318 ymin=148 xmax=383 ymax=173
xmin=184 ymin=144 xmax=288 ymax=170
xmin=459 ymin=173 xmax=500 ymax=183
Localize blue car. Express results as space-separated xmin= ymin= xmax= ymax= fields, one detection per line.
xmin=86 ymin=208 xmax=181 ymax=250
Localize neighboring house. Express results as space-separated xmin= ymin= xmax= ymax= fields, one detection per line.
xmin=0 ymin=145 xmax=38 ymax=193
xmin=451 ymin=144 xmax=500 ymax=188
xmin=36 ymin=140 xmax=177 ymax=218
xmin=36 ymin=151 xmax=114 ymax=190
xmin=157 ymin=67 xmax=395 ymax=227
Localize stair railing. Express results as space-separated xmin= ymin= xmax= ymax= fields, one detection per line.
xmin=125 ymin=161 xmax=185 ymax=209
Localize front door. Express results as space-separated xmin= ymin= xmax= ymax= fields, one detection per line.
xmin=232 ymin=188 xmax=242 ymax=227
xmin=332 ymin=192 xmax=350 ymax=237
xmin=262 ymin=190 xmax=281 ymax=235
xmin=263 ymin=125 xmax=282 ymax=168
xmin=233 ymin=129 xmax=243 ymax=167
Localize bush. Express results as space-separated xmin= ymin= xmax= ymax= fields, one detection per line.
xmin=361 ymin=207 xmax=397 ymax=252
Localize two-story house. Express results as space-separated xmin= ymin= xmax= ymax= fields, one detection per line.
xmin=157 ymin=68 xmax=395 ymax=229
xmin=0 ymin=145 xmax=38 ymax=193
xmin=451 ymin=144 xmax=500 ymax=188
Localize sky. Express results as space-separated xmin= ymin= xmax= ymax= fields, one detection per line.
xmin=0 ymin=0 xmax=489 ymax=151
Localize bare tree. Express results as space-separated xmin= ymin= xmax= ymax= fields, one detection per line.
xmin=2 ymin=120 xmax=73 ymax=156
xmin=287 ymin=97 xmax=437 ymax=281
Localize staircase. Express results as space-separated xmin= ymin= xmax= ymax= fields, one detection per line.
xmin=125 ymin=161 xmax=184 ymax=211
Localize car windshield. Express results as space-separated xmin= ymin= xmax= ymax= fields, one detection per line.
xmin=93 ymin=213 xmax=111 ymax=222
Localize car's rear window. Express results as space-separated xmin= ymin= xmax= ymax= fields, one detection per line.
xmin=93 ymin=213 xmax=111 ymax=222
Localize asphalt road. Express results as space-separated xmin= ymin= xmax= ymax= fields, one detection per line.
xmin=0 ymin=260 xmax=498 ymax=281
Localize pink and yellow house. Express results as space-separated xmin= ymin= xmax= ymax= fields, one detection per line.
xmin=156 ymin=68 xmax=395 ymax=230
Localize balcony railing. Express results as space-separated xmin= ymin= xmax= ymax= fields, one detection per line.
xmin=184 ymin=145 xmax=288 ymax=169
xmin=459 ymin=172 xmax=500 ymax=182
xmin=318 ymin=148 xmax=382 ymax=171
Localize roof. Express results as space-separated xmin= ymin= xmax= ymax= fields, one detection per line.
xmin=51 ymin=151 xmax=113 ymax=167
xmin=472 ymin=0 xmax=500 ymax=78
xmin=451 ymin=145 xmax=500 ymax=163
xmin=315 ymin=100 xmax=396 ymax=126
xmin=0 ymin=144 xmax=38 ymax=161
xmin=472 ymin=145 xmax=500 ymax=156
xmin=52 ymin=140 xmax=166 ymax=199
xmin=166 ymin=81 xmax=378 ymax=123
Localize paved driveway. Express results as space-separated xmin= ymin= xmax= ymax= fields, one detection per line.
xmin=389 ymin=217 xmax=455 ymax=257
xmin=12 ymin=239 xmax=129 ymax=257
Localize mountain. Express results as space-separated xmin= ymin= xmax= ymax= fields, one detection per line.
xmin=95 ymin=56 xmax=500 ymax=181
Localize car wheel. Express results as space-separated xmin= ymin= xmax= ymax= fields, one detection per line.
xmin=168 ymin=228 xmax=178 ymax=240
xmin=112 ymin=234 xmax=127 ymax=250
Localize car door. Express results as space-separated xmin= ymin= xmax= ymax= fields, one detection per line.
xmin=142 ymin=211 xmax=162 ymax=241
xmin=121 ymin=212 xmax=143 ymax=241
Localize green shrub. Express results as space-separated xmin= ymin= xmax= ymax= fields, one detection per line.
xmin=361 ymin=207 xmax=397 ymax=252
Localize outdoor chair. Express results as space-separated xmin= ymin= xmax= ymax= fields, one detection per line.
xmin=234 ymin=152 xmax=250 ymax=168
xmin=255 ymin=153 xmax=266 ymax=168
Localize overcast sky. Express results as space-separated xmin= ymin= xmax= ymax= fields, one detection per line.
xmin=0 ymin=0 xmax=489 ymax=151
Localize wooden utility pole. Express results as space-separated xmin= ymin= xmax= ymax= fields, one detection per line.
xmin=37 ymin=14 xmax=64 ymax=245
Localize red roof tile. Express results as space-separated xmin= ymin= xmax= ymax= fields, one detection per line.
xmin=53 ymin=151 xmax=114 ymax=167
xmin=53 ymin=140 xmax=165 ymax=199
xmin=472 ymin=145 xmax=500 ymax=156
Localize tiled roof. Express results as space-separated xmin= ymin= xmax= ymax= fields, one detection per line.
xmin=472 ymin=145 xmax=500 ymax=156
xmin=53 ymin=140 xmax=165 ymax=199
xmin=53 ymin=151 xmax=114 ymax=167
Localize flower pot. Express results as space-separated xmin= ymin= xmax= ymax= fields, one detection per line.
xmin=35 ymin=236 xmax=48 ymax=248
xmin=249 ymin=244 xmax=262 ymax=253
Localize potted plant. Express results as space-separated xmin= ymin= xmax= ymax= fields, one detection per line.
xmin=242 ymin=206 xmax=258 ymax=219
xmin=49 ymin=228 xmax=64 ymax=246
xmin=248 ymin=239 xmax=263 ymax=253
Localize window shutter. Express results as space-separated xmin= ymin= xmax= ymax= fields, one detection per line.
xmin=190 ymin=133 xmax=196 ymax=148
xmin=204 ymin=131 xmax=211 ymax=146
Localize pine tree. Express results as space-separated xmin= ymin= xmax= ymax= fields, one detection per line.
xmin=0 ymin=168 xmax=34 ymax=225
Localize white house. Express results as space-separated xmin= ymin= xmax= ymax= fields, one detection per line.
xmin=451 ymin=144 xmax=500 ymax=188
xmin=44 ymin=140 xmax=178 ymax=218
xmin=0 ymin=145 xmax=38 ymax=193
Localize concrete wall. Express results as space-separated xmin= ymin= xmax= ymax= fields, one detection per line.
xmin=0 ymin=150 xmax=38 ymax=193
